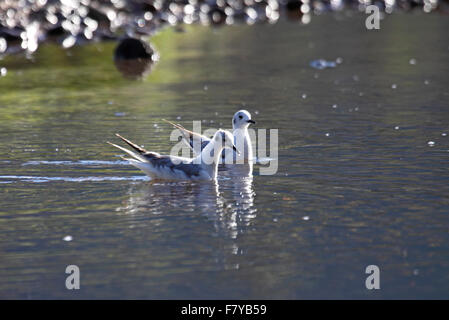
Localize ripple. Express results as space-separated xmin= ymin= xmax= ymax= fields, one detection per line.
xmin=22 ymin=160 xmax=129 ymax=166
xmin=310 ymin=59 xmax=337 ymax=70
xmin=0 ymin=175 xmax=149 ymax=183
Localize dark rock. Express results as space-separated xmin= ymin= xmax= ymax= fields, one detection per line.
xmin=114 ymin=38 xmax=155 ymax=60
xmin=114 ymin=38 xmax=158 ymax=79
xmin=285 ymin=0 xmax=303 ymax=20
xmin=47 ymin=25 xmax=65 ymax=38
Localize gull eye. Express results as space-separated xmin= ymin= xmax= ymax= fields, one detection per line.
xmin=238 ymin=115 xmax=243 ymax=119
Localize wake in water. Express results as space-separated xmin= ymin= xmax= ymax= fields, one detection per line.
xmin=22 ymin=158 xmax=274 ymax=166
xmin=21 ymin=160 xmax=129 ymax=166
xmin=0 ymin=175 xmax=150 ymax=183
xmin=1 ymin=157 xmax=276 ymax=184
xmin=0 ymin=159 xmax=145 ymax=183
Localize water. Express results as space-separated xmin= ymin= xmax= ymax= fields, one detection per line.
xmin=1 ymin=12 xmax=449 ymax=299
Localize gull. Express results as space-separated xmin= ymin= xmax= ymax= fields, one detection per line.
xmin=163 ymin=110 xmax=255 ymax=163
xmin=108 ymin=130 xmax=238 ymax=180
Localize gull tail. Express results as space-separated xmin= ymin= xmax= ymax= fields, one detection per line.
xmin=117 ymin=154 xmax=155 ymax=179
xmin=115 ymin=133 xmax=148 ymax=154
xmin=107 ymin=141 xmax=148 ymax=163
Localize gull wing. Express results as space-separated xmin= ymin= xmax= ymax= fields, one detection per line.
xmin=142 ymin=153 xmax=202 ymax=178
xmin=163 ymin=119 xmax=211 ymax=155
xmin=108 ymin=134 xmax=203 ymax=179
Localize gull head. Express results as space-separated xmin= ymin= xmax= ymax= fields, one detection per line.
xmin=232 ymin=110 xmax=255 ymax=129
xmin=214 ymin=129 xmax=240 ymax=155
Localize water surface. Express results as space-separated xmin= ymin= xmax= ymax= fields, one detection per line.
xmin=1 ymin=12 xmax=449 ymax=299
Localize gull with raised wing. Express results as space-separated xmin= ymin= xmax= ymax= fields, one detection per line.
xmin=108 ymin=130 xmax=239 ymax=180
xmin=163 ymin=110 xmax=255 ymax=164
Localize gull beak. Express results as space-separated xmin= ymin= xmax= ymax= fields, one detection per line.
xmin=247 ymin=119 xmax=256 ymax=124
xmin=232 ymin=145 xmax=241 ymax=155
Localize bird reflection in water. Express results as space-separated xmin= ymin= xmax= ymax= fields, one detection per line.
xmin=214 ymin=162 xmax=256 ymax=239
xmin=116 ymin=162 xmax=256 ymax=239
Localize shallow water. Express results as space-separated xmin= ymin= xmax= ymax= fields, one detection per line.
xmin=1 ymin=12 xmax=449 ymax=299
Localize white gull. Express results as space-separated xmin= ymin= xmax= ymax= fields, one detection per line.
xmin=108 ymin=130 xmax=238 ymax=180
xmin=163 ymin=110 xmax=255 ymax=164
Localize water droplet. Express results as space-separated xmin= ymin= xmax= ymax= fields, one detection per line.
xmin=394 ymin=126 xmax=400 ymax=130
xmin=176 ymin=116 xmax=181 ymax=120
xmin=310 ymin=59 xmax=337 ymax=70
xmin=413 ymin=269 xmax=419 ymax=276
xmin=392 ymin=84 xmax=397 ymax=89
xmin=424 ymin=80 xmax=430 ymax=85
xmin=409 ymin=58 xmax=417 ymax=65
xmin=0 ymin=67 xmax=7 ymax=77
xmin=273 ymin=218 xmax=278 ymax=222
xmin=325 ymin=133 xmax=330 ymax=137
xmin=301 ymin=94 xmax=307 ymax=99
xmin=332 ymin=104 xmax=338 ymax=109
xmin=302 ymin=216 xmax=310 ymax=221
xmin=63 ymin=235 xmax=73 ymax=242
xmin=442 ymin=133 xmax=447 ymax=137
xmin=428 ymin=141 xmax=435 ymax=146
xmin=336 ymin=57 xmax=343 ymax=64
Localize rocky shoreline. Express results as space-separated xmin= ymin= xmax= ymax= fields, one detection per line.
xmin=1 ymin=0 xmax=448 ymax=56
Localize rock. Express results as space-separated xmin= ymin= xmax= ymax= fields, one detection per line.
xmin=114 ymin=38 xmax=155 ymax=60
xmin=114 ymin=38 xmax=159 ymax=79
